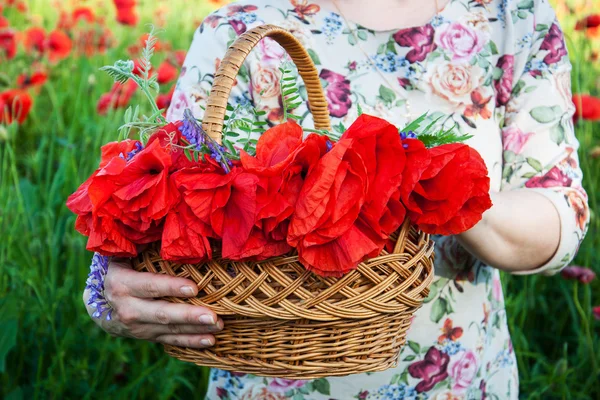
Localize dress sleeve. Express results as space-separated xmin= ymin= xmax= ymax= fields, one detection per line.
xmin=166 ymin=11 xmax=253 ymax=123
xmin=499 ymin=0 xmax=589 ymax=276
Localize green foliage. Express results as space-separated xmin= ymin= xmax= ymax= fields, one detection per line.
xmin=279 ymin=61 xmax=302 ymax=122
xmin=400 ymin=113 xmax=473 ymax=148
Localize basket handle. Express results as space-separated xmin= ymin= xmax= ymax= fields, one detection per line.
xmin=202 ymin=24 xmax=332 ymax=144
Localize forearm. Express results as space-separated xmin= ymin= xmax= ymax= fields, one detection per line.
xmin=456 ymin=189 xmax=561 ymax=273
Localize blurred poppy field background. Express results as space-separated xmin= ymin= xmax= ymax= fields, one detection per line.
xmin=0 ymin=0 xmax=599 ymax=399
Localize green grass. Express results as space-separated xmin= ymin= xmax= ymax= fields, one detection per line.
xmin=0 ymin=0 xmax=599 ymax=399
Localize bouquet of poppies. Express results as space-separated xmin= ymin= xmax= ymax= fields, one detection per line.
xmin=67 ymin=30 xmax=492 ymax=278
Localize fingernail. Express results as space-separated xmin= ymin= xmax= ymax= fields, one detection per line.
xmin=180 ymin=286 xmax=195 ymax=296
xmin=199 ymin=314 xmax=215 ymax=325
xmin=200 ymin=338 xmax=213 ymax=346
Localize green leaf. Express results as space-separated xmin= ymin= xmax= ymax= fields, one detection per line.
xmin=477 ymin=56 xmax=490 ymax=69
xmin=313 ymin=378 xmax=331 ymax=395
xmin=0 ymin=297 xmax=19 ymax=373
xmin=535 ymin=23 xmax=549 ymax=31
xmin=488 ymin=41 xmax=499 ymax=55
xmin=378 ymin=85 xmax=396 ymax=104
xmin=357 ymin=30 xmax=368 ymax=41
xmin=524 ymin=86 xmax=537 ymax=93
xmin=521 ymin=171 xmax=537 ymax=178
xmin=517 ymin=10 xmax=528 ymax=19
xmin=530 ymin=105 xmax=562 ymax=123
xmin=503 ymin=150 xmax=516 ymax=163
xmin=423 ymin=281 xmax=438 ymax=303
xmin=292 ymin=394 xmax=305 ymax=400
xmin=357 ymin=102 xmax=363 ymax=116
xmin=517 ymin=0 xmax=534 ymax=9
xmin=526 ymin=157 xmax=543 ymax=172
xmin=347 ymin=33 xmax=357 ymax=45
xmin=502 ymin=164 xmax=514 ymax=180
xmin=407 ymin=340 xmax=421 ymax=354
xmin=492 ymin=67 xmax=504 ymax=80
xmin=550 ymin=123 xmax=565 ymax=145
xmin=430 ymin=297 xmax=448 ymax=323
xmin=307 ymin=48 xmax=321 ymax=65
xmin=511 ymin=79 xmax=526 ymax=96
xmin=403 ymin=355 xmax=416 ymax=361
xmin=377 ymin=43 xmax=387 ymax=55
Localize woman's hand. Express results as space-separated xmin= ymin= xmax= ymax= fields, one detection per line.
xmin=83 ymin=259 xmax=223 ymax=348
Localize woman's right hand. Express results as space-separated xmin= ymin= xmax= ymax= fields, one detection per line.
xmin=83 ymin=258 xmax=223 ymax=348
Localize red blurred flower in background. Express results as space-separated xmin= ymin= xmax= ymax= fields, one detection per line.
xmin=0 ymin=28 xmax=16 ymax=59
xmin=157 ymin=60 xmax=178 ymax=84
xmin=113 ymin=0 xmax=139 ymax=26
xmin=572 ymin=94 xmax=600 ymax=121
xmin=575 ymin=14 xmax=600 ymax=38
xmin=97 ymin=80 xmax=138 ymax=115
xmin=156 ymin=84 xmax=175 ymax=111
xmin=17 ymin=71 xmax=48 ymax=89
xmin=593 ymin=306 xmax=600 ymax=321
xmin=0 ymin=89 xmax=33 ymax=124
xmin=561 ymin=265 xmax=596 ymax=284
xmin=58 ymin=6 xmax=115 ymax=56
xmin=23 ymin=27 xmax=72 ymax=62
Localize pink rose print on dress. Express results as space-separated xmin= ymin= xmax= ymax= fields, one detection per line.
xmin=435 ymin=22 xmax=487 ymax=62
xmin=408 ymin=347 xmax=450 ymax=393
xmin=319 ymin=68 xmax=352 ymax=118
xmin=502 ymin=126 xmax=534 ymax=153
xmin=393 ymin=24 xmax=437 ymax=63
xmin=494 ymin=54 xmax=514 ymax=107
xmin=492 ymin=274 xmax=502 ymax=301
xmin=525 ymin=166 xmax=572 ymax=188
xmin=448 ymin=350 xmax=478 ymax=394
xmin=540 ymin=23 xmax=568 ymax=65
xmin=259 ymin=37 xmax=287 ymax=64
xmin=267 ymin=378 xmax=307 ymax=393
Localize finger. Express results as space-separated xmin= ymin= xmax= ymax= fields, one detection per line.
xmin=124 ymin=298 xmax=219 ymax=326
xmin=113 ymin=267 xmax=199 ymax=299
xmin=154 ymin=334 xmax=216 ymax=349
xmin=131 ymin=320 xmax=224 ymax=339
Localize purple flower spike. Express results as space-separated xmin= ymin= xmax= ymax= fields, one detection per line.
xmin=86 ymin=253 xmax=113 ymax=320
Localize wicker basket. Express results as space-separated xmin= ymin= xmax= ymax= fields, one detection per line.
xmin=134 ymin=24 xmax=435 ymax=379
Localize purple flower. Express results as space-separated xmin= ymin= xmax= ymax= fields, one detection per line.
xmin=407 ymin=346 xmax=450 ymax=393
xmin=393 ymin=24 xmax=437 ymax=63
xmin=85 ymin=253 xmax=113 ymax=320
xmin=494 ymin=55 xmax=514 ymax=107
xmin=561 ymin=265 xmax=596 ymax=284
xmin=540 ymin=23 xmax=568 ymax=65
xmin=125 ymin=141 xmax=144 ymax=160
xmin=179 ymin=109 xmax=206 ymax=151
xmin=319 ymin=68 xmax=352 ymax=118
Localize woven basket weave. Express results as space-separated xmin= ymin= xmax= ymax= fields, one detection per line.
xmin=134 ymin=24 xmax=435 ymax=379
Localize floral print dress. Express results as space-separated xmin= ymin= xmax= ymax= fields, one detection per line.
xmin=166 ymin=0 xmax=590 ymax=398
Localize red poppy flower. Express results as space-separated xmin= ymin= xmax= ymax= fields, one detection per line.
xmin=575 ymin=14 xmax=600 ymax=30
xmin=341 ymin=114 xmax=407 ymax=240
xmin=172 ymin=49 xmax=186 ymax=66
xmin=17 ymin=71 xmax=48 ymax=89
xmin=0 ymin=89 xmax=33 ymax=124
xmin=146 ymin=121 xmax=206 ymax=171
xmin=72 ymin=7 xmax=96 ymax=24
xmin=156 ymin=84 xmax=175 ymax=113
xmin=288 ymin=137 xmax=383 ymax=276
xmin=24 ymin=27 xmax=46 ymax=53
xmin=97 ymin=80 xmax=137 ymax=115
xmin=0 ymin=16 xmax=8 ymax=29
xmin=67 ymin=139 xmax=143 ymax=256
xmin=0 ymin=29 xmax=16 ymax=59
xmin=238 ymin=122 xmax=328 ymax=260
xmin=161 ymin=201 xmax=213 ymax=263
xmin=572 ymin=94 xmax=600 ymax=121
xmin=174 ymin=167 xmax=260 ymax=260
xmin=438 ymin=318 xmax=463 ymax=343
xmin=404 ymin=143 xmax=492 ymax=235
xmin=47 ymin=30 xmax=72 ymax=62
xmin=114 ymin=0 xmax=139 ymax=27
xmin=156 ymin=60 xmax=178 ymax=84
